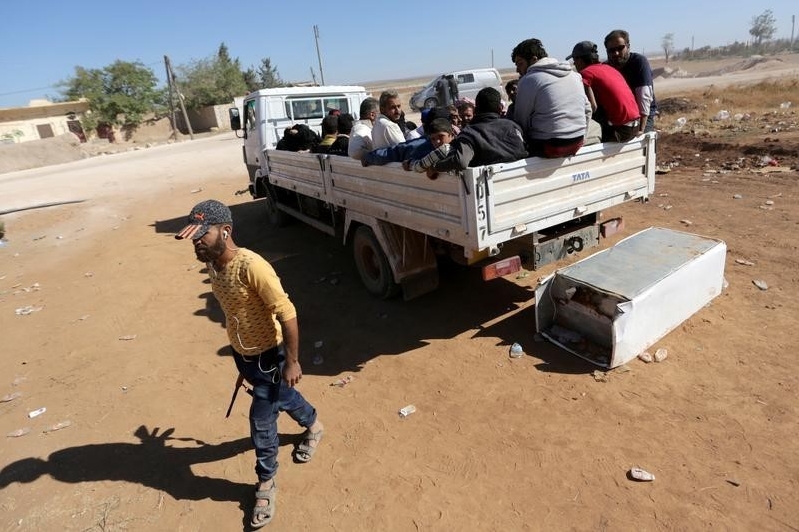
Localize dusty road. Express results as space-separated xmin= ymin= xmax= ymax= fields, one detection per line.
xmin=1 ymin=67 xmax=799 ymax=531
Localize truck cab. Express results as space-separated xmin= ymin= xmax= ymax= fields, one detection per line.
xmin=230 ymin=86 xmax=368 ymax=192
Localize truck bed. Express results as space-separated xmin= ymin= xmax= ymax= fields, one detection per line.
xmin=265 ymin=133 xmax=655 ymax=253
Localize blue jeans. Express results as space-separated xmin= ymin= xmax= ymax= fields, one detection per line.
xmin=644 ymin=111 xmax=656 ymax=133
xmin=233 ymin=346 xmax=317 ymax=482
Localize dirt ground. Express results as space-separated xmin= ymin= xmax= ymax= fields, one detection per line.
xmin=1 ymin=57 xmax=798 ymax=531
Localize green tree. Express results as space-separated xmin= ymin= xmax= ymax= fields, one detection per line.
xmin=176 ymin=43 xmax=248 ymax=109
xmin=749 ymin=9 xmax=777 ymax=46
xmin=661 ymin=33 xmax=675 ymax=63
xmin=242 ymin=67 xmax=259 ymax=93
xmin=257 ymin=58 xmax=284 ymax=88
xmin=242 ymin=57 xmax=284 ymax=93
xmin=60 ymin=60 xmax=163 ymax=133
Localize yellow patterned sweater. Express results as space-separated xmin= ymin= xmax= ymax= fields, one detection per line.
xmin=209 ymin=248 xmax=296 ymax=357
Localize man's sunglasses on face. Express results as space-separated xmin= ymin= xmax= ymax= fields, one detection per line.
xmin=607 ymin=44 xmax=627 ymax=54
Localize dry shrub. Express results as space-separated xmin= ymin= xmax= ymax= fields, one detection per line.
xmin=695 ymin=79 xmax=797 ymax=115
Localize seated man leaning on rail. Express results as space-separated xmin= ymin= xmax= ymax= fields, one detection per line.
xmin=427 ymin=87 xmax=527 ymax=180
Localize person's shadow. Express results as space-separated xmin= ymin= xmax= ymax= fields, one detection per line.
xmin=0 ymin=425 xmax=271 ymax=522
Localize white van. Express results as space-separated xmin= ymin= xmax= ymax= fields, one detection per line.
xmin=230 ymin=85 xmax=368 ymax=183
xmin=409 ymin=68 xmax=503 ymax=110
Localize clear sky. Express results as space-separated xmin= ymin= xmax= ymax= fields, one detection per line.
xmin=0 ymin=0 xmax=795 ymax=109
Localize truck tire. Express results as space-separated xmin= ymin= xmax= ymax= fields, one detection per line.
xmin=352 ymin=226 xmax=400 ymax=299
xmin=263 ymin=187 xmax=288 ymax=227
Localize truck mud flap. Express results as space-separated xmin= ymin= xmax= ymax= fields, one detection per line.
xmin=400 ymin=269 xmax=440 ymax=301
xmin=532 ymin=224 xmax=599 ymax=270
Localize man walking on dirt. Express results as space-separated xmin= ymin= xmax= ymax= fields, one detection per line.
xmin=176 ymin=199 xmax=324 ymax=528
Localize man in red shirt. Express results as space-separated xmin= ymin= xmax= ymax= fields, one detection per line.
xmin=568 ymin=41 xmax=640 ymax=142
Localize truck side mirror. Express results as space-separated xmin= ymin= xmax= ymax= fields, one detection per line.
xmin=229 ymin=107 xmax=241 ymax=131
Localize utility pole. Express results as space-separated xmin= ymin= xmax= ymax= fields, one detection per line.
xmin=691 ymin=35 xmax=695 ymax=58
xmin=164 ymin=56 xmax=177 ymax=139
xmin=313 ymin=25 xmax=325 ymax=85
xmin=791 ymin=15 xmax=795 ymax=52
xmin=309 ymin=67 xmax=317 ymax=86
xmin=164 ymin=55 xmax=194 ymax=140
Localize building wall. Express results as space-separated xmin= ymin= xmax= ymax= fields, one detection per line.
xmin=176 ymin=103 xmax=235 ymax=134
xmin=0 ymin=99 xmax=89 ymax=144
xmin=0 ymin=116 xmax=75 ymax=144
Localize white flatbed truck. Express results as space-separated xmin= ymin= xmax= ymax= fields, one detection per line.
xmin=229 ymin=87 xmax=656 ymax=300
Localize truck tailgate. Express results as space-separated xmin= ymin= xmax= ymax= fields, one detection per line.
xmin=467 ymin=134 xmax=656 ymax=250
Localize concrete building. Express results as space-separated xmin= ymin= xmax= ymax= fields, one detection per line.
xmin=0 ymin=99 xmax=90 ymax=144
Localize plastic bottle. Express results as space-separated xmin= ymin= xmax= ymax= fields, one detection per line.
xmin=509 ymin=342 xmax=524 ymax=358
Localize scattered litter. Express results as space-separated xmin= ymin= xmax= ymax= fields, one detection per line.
xmin=15 ymin=305 xmax=43 ymax=316
xmin=752 ymin=280 xmax=769 ymax=291
xmin=84 ymin=272 xmax=94 ymax=277
xmin=56 ymin=236 xmax=63 ymax=240
xmin=663 ymin=205 xmax=673 ymax=210
xmin=779 ymin=101 xmax=792 ymax=109
xmin=398 ymin=405 xmax=417 ymax=417
xmin=20 ymin=283 xmax=40 ymax=292
xmin=43 ymin=420 xmax=72 ymax=433
xmin=713 ymin=110 xmax=730 ymax=121
xmin=726 ymin=479 xmax=741 ymax=487
xmin=638 ymin=351 xmax=654 ymax=363
xmin=516 ymin=271 xmax=529 ymax=279
xmin=655 ymin=166 xmax=671 ymax=174
xmin=732 ymin=194 xmax=743 ymax=199
xmin=77 ymin=314 xmax=90 ymax=321
xmin=629 ymin=467 xmax=655 ymax=482
xmin=118 ymin=334 xmax=137 ymax=341
xmin=764 ymin=200 xmax=774 ymax=206
xmin=735 ymin=259 xmax=755 ymax=266
xmin=675 ymin=117 xmax=687 ymax=127
xmin=592 ymin=370 xmax=608 ymax=382
xmin=1 ymin=391 xmax=22 ymax=402
xmin=680 ymin=219 xmax=693 ymax=226
xmin=509 ymin=342 xmax=524 ymax=359
xmin=654 ymin=348 xmax=668 ymax=363
xmin=6 ymin=428 xmax=31 ymax=438
xmin=122 ymin=386 xmax=128 ymax=391
xmin=32 ymin=235 xmax=47 ymax=241
xmin=658 ymin=193 xmax=669 ymax=197
xmin=313 ymin=340 xmax=324 ymax=349
xmin=190 ymin=188 xmax=203 ymax=194
xmin=312 ymin=354 xmax=324 ymax=366
xmin=28 ymin=407 xmax=46 ymax=418
xmin=330 ymin=376 xmax=353 ymax=387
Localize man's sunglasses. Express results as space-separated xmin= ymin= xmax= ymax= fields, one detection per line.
xmin=606 ymin=44 xmax=627 ymax=54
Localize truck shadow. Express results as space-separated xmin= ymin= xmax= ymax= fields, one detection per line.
xmin=155 ymin=200 xmax=595 ymax=375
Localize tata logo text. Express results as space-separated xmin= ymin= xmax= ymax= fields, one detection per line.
xmin=571 ymin=171 xmax=591 ymax=183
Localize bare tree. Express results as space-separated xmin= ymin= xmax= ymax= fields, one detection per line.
xmin=750 ymin=10 xmax=777 ymax=46
xmin=661 ymin=33 xmax=675 ymax=63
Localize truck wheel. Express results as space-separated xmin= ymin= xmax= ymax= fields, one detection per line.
xmin=424 ymin=97 xmax=438 ymax=109
xmin=352 ymin=226 xmax=400 ymax=299
xmin=263 ymin=188 xmax=287 ymax=227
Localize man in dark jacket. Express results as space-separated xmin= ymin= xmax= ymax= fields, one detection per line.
xmin=428 ymin=87 xmax=527 ymax=178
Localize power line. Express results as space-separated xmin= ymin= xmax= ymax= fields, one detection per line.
xmin=0 ymin=85 xmax=61 ymax=97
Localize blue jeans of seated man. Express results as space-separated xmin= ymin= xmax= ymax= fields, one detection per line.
xmin=233 ymin=346 xmax=317 ymax=482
